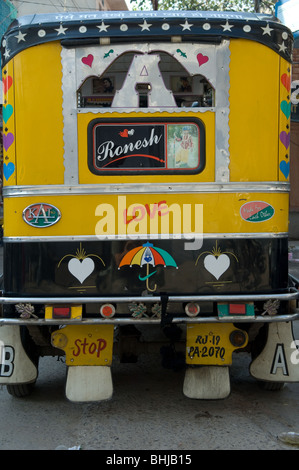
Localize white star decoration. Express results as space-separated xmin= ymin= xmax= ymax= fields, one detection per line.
xmin=261 ymin=24 xmax=273 ymax=36
xmin=14 ymin=31 xmax=27 ymax=42
xmin=221 ymin=21 xmax=234 ymax=32
xmin=97 ymin=21 xmax=110 ymax=32
xmin=4 ymin=48 xmax=10 ymax=59
xmin=2 ymin=18 xmax=291 ymax=63
xmin=139 ymin=20 xmax=152 ymax=31
xmin=55 ymin=24 xmax=68 ymax=35
xmin=278 ymin=41 xmax=287 ymax=53
xmin=180 ymin=20 xmax=193 ymax=31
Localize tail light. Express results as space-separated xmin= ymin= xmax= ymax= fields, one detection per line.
xmin=229 ymin=329 xmax=247 ymax=347
xmin=45 ymin=304 xmax=82 ymax=320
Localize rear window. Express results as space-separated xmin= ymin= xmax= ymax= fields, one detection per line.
xmin=87 ymin=118 xmax=205 ymax=175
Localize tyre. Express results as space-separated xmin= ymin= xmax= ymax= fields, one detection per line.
xmin=6 ymin=382 xmax=35 ymax=398
xmin=258 ymin=381 xmax=285 ymax=391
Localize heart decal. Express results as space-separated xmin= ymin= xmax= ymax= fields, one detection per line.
xmin=3 ymin=162 xmax=15 ymax=181
xmin=280 ymin=100 xmax=291 ymax=119
xmin=3 ymin=104 xmax=13 ymax=123
xmin=280 ymin=160 xmax=290 ymax=179
xmin=197 ymin=53 xmax=209 ymax=67
xmin=119 ymin=129 xmax=129 ymax=137
xmin=281 ymin=73 xmax=291 ymax=92
xmin=3 ymin=75 xmax=13 ymax=95
xmin=204 ymin=254 xmax=230 ymax=280
xmin=3 ymin=133 xmax=14 ymax=151
xmin=68 ymin=257 xmax=95 ymax=284
xmin=81 ymin=54 xmax=94 ymax=67
xmin=280 ymin=131 xmax=290 ymax=149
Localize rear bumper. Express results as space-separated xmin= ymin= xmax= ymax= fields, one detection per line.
xmin=1 ymin=290 xmax=299 ymax=325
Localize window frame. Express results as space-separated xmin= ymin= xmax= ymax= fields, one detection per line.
xmin=87 ymin=117 xmax=206 ymax=176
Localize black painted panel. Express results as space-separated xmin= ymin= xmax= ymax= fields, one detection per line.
xmin=3 ymin=238 xmax=288 ymax=297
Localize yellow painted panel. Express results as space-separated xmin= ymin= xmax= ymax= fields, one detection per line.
xmin=4 ymin=192 xmax=289 ymax=238
xmin=51 ymin=324 xmax=114 ymax=366
xmin=13 ymin=43 xmax=64 ymax=185
xmin=78 ymin=111 xmax=215 ymax=183
xmin=2 ymin=61 xmax=16 ymax=186
xmin=229 ymin=40 xmax=280 ymax=182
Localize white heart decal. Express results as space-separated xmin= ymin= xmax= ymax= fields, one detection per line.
xmin=68 ymin=257 xmax=95 ymax=284
xmin=204 ymin=254 xmax=230 ymax=280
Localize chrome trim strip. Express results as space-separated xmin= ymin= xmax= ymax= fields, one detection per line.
xmin=61 ymin=47 xmax=79 ymax=185
xmin=1 ymin=313 xmax=299 ymax=326
xmin=215 ymin=40 xmax=230 ymax=183
xmin=2 ymin=232 xmax=289 ymax=242
xmin=1 ymin=290 xmax=297 ymax=304
xmin=77 ymin=107 xmax=214 ymax=115
xmin=2 ymin=182 xmax=290 ymax=197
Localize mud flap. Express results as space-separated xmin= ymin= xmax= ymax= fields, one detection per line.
xmin=183 ymin=366 xmax=230 ymax=399
xmin=0 ymin=326 xmax=37 ymax=385
xmin=250 ymin=322 xmax=299 ymax=382
xmin=66 ymin=365 xmax=113 ymax=402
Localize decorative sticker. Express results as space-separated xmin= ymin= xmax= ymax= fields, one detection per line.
xmin=240 ymin=201 xmax=275 ymax=222
xmin=58 ymin=243 xmax=105 ymax=285
xmin=279 ymin=62 xmax=291 ymax=181
xmin=197 ymin=53 xmax=209 ymax=67
xmin=118 ymin=241 xmax=178 ymax=292
xmin=195 ymin=241 xmax=238 ymax=284
xmin=23 ymin=203 xmax=61 ymax=228
xmin=2 ymin=64 xmax=16 ymax=185
xmin=81 ymin=54 xmax=94 ymax=67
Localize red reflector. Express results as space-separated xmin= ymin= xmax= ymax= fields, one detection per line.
xmin=229 ymin=304 xmax=246 ymax=315
xmin=53 ymin=307 xmax=71 ymax=318
xmin=100 ymin=303 xmax=116 ymax=318
xmin=185 ymin=302 xmax=200 ymax=317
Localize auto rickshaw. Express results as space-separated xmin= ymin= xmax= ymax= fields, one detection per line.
xmin=1 ymin=10 xmax=299 ymax=401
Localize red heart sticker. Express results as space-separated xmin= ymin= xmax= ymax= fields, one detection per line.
xmin=119 ymin=129 xmax=129 ymax=137
xmin=281 ymin=73 xmax=291 ymax=92
xmin=3 ymin=75 xmax=13 ymax=95
xmin=197 ymin=53 xmax=209 ymax=67
xmin=81 ymin=54 xmax=94 ymax=67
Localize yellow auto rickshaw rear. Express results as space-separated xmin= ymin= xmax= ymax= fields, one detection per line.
xmin=0 ymin=10 xmax=298 ymax=402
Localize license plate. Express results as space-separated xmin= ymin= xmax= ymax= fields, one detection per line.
xmin=51 ymin=324 xmax=114 ymax=366
xmin=186 ymin=323 xmax=248 ymax=366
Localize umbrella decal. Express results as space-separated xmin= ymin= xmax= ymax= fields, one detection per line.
xmin=118 ymin=241 xmax=177 ymax=292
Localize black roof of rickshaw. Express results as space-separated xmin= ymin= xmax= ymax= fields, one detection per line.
xmin=1 ymin=10 xmax=293 ymax=66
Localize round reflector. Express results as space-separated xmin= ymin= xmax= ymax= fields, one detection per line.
xmin=100 ymin=303 xmax=116 ymax=318
xmin=185 ymin=302 xmax=200 ymax=317
xmin=229 ymin=329 xmax=247 ymax=347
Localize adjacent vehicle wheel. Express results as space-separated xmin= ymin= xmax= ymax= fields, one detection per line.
xmin=258 ymin=381 xmax=285 ymax=391
xmin=251 ymin=324 xmax=285 ymax=391
xmin=6 ymin=327 xmax=39 ymax=398
xmin=6 ymin=382 xmax=36 ymax=398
